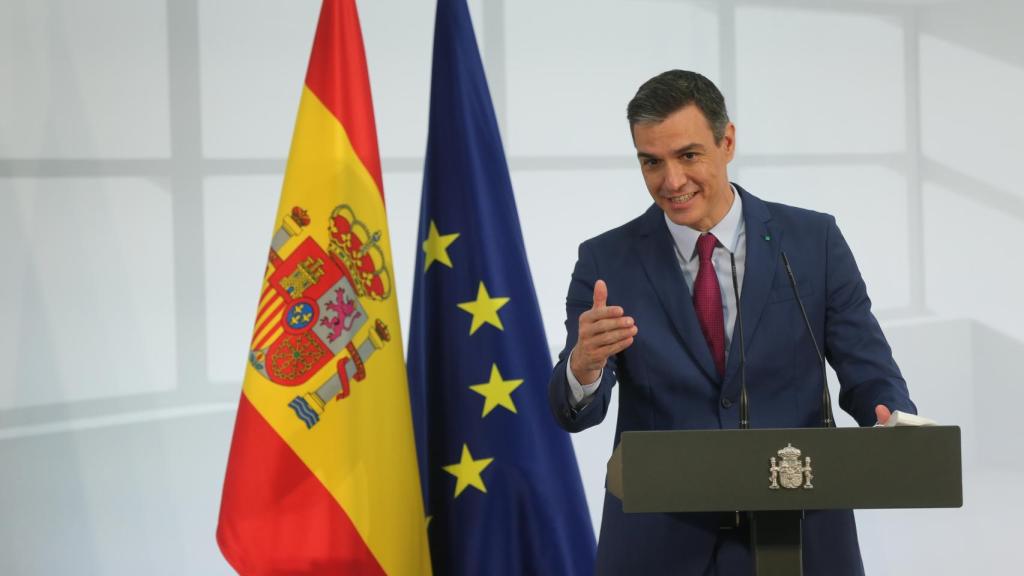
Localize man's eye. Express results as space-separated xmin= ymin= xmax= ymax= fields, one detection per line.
xmin=642 ymin=158 xmax=660 ymax=167
xmin=682 ymin=152 xmax=698 ymax=160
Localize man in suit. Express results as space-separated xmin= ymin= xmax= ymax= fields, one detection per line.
xmin=547 ymin=70 xmax=917 ymax=575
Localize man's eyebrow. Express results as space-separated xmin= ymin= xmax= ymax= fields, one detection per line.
xmin=636 ymin=143 xmax=706 ymax=159
xmin=673 ymin=143 xmax=706 ymax=154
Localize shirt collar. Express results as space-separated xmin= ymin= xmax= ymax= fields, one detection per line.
xmin=664 ymin=184 xmax=744 ymax=261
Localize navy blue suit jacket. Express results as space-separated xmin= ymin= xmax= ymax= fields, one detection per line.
xmin=548 ymin=186 xmax=916 ymax=575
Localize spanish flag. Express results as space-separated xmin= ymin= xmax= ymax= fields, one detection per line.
xmin=216 ymin=1 xmax=431 ymax=574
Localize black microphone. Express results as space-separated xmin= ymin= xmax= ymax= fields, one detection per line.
xmin=780 ymin=251 xmax=835 ymax=428
xmin=729 ymin=253 xmax=749 ymax=429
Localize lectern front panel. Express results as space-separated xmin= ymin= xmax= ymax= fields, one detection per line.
xmin=619 ymin=426 xmax=962 ymax=513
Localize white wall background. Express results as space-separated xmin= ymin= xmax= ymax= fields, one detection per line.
xmin=2 ymin=0 xmax=1022 ymax=573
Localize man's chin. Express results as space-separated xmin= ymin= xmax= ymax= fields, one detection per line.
xmin=662 ymin=205 xmax=700 ymax=229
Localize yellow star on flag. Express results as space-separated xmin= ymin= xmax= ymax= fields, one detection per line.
xmin=456 ymin=281 xmax=510 ymax=335
xmin=469 ymin=364 xmax=523 ymax=417
xmin=422 ymin=220 xmax=460 ymax=271
xmin=442 ymin=444 xmax=494 ymax=498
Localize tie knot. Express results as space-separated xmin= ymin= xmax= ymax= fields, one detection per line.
xmin=697 ymin=233 xmax=717 ymax=262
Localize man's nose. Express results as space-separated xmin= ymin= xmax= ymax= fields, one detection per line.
xmin=664 ymin=162 xmax=688 ymax=191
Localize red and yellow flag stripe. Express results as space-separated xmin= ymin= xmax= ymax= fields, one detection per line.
xmin=217 ymin=2 xmax=430 ymax=574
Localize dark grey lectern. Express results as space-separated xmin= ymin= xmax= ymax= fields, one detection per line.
xmin=606 ymin=426 xmax=962 ymax=576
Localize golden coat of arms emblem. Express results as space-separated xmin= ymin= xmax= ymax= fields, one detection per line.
xmin=769 ymin=443 xmax=814 ymax=490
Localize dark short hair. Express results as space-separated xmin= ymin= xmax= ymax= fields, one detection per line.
xmin=627 ymin=70 xmax=730 ymax=143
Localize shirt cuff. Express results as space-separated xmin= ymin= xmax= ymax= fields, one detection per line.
xmin=566 ymin=348 xmax=602 ymax=407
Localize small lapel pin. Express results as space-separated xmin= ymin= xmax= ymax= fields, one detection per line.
xmin=764 ymin=234 xmax=771 ymax=241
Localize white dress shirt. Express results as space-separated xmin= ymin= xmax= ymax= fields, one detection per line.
xmin=567 ymin=186 xmax=747 ymax=405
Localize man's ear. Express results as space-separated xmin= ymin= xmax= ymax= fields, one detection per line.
xmin=721 ymin=122 xmax=736 ymax=161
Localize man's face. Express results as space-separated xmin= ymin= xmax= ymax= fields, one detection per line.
xmin=632 ymin=104 xmax=736 ymax=232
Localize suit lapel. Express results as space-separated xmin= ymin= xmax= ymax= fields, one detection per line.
xmin=724 ymin=186 xmax=782 ymax=393
xmin=633 ymin=205 xmax=719 ymax=381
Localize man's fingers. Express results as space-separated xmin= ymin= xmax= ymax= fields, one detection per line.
xmin=576 ymin=336 xmax=635 ymax=372
xmin=575 ymin=281 xmax=633 ymax=371
xmin=585 ymin=323 xmax=637 ymax=347
xmin=580 ymin=314 xmax=633 ymax=336
xmin=875 ymin=404 xmax=892 ymax=425
xmin=592 ymin=335 xmax=635 ymax=358
xmin=579 ymin=306 xmax=625 ymax=326
xmin=592 ymin=279 xmax=608 ymax=310
xmin=579 ymin=325 xmax=638 ymax=362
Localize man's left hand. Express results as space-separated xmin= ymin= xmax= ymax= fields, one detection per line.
xmin=875 ymin=404 xmax=892 ymax=425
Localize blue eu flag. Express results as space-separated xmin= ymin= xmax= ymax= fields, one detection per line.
xmin=407 ymin=1 xmax=596 ymax=574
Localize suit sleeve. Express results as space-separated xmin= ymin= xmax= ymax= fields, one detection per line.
xmin=548 ymin=241 xmax=619 ymax=432
xmin=823 ymin=217 xmax=917 ymax=426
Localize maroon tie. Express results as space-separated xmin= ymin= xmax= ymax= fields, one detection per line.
xmin=694 ymin=233 xmax=726 ymax=377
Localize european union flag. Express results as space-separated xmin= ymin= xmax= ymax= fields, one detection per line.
xmin=407 ymin=1 xmax=596 ymax=574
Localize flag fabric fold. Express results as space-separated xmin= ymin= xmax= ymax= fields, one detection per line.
xmin=408 ymin=1 xmax=597 ymax=574
xmin=217 ymin=1 xmax=430 ymax=574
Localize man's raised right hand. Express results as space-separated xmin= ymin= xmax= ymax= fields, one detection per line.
xmin=569 ymin=279 xmax=637 ymax=385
